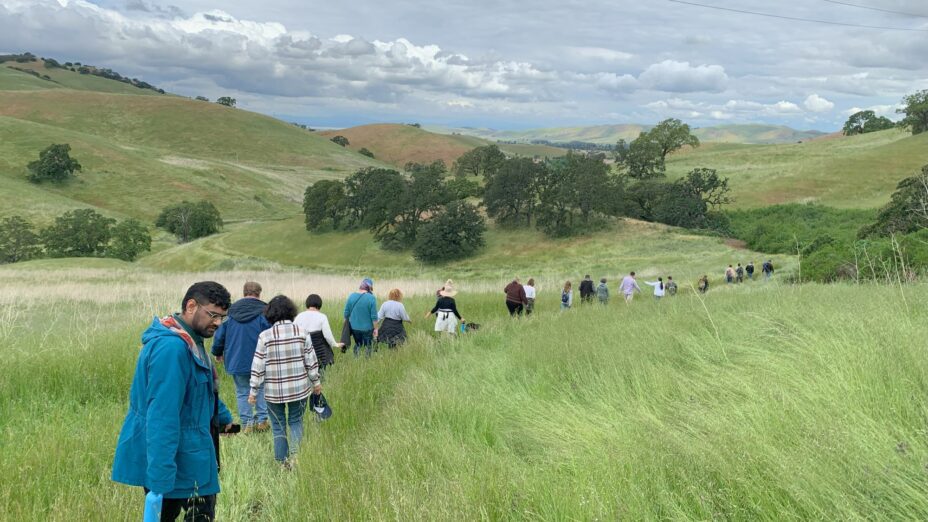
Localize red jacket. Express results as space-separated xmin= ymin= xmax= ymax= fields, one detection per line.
xmin=504 ymin=281 xmax=527 ymax=304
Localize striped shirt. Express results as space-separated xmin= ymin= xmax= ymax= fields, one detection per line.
xmin=250 ymin=320 xmax=320 ymax=404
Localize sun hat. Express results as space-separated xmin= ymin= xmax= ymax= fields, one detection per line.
xmin=310 ymin=392 xmax=332 ymax=420
xmin=438 ymin=279 xmax=457 ymax=297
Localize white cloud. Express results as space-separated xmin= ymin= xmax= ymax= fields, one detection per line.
xmin=638 ymin=60 xmax=728 ymax=93
xmin=803 ymin=94 xmax=834 ymax=113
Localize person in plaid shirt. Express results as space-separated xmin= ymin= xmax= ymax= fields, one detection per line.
xmin=249 ymin=295 xmax=321 ymax=468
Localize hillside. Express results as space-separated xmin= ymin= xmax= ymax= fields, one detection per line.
xmin=0 ymin=62 xmax=384 ymax=222
xmin=433 ymin=123 xmax=826 ymax=145
xmin=320 ymin=124 xmax=563 ymax=169
xmin=666 ymin=128 xmax=928 ymax=208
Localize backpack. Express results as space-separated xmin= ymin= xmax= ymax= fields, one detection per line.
xmin=561 ymin=291 xmax=569 ymax=304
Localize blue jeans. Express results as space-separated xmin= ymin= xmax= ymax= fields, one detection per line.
xmin=352 ymin=329 xmax=374 ymax=358
xmin=233 ymin=374 xmax=267 ymax=427
xmin=267 ymin=399 xmax=307 ymax=462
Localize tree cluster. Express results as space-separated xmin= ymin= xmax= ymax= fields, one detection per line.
xmin=898 ymin=89 xmax=928 ymax=136
xmin=859 ymin=164 xmax=928 ymax=238
xmin=73 ymin=63 xmax=164 ymax=93
xmin=156 ymin=201 xmax=223 ymax=243
xmin=842 ymin=110 xmax=895 ymax=136
xmin=27 ymin=144 xmax=82 ymax=184
xmin=452 ymin=145 xmax=506 ymax=177
xmin=216 ymin=97 xmax=237 ymax=107
xmin=330 ymin=135 xmax=350 ymax=147
xmin=615 ymin=118 xmax=700 ymax=179
xmin=303 ymin=162 xmax=486 ymax=263
xmin=0 ymin=210 xmax=152 ymax=264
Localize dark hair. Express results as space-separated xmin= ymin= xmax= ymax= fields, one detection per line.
xmin=305 ymin=293 xmax=323 ymax=309
xmin=265 ymin=295 xmax=298 ymax=324
xmin=181 ymin=281 xmax=231 ymax=311
xmin=630 ymin=271 xmax=636 ymax=276
xmin=658 ymin=276 xmax=663 ymax=290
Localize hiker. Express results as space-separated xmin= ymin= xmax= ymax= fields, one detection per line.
xmin=596 ymin=277 xmax=610 ymax=305
xmin=725 ymin=265 xmax=735 ymax=284
xmin=426 ymin=279 xmax=462 ymax=336
xmin=211 ymin=281 xmax=270 ymax=434
xmin=294 ymin=294 xmax=344 ymax=377
xmin=504 ymin=277 xmax=528 ymax=317
xmin=343 ymin=278 xmax=378 ymax=358
xmin=698 ymin=275 xmax=709 ymax=294
xmin=645 ymin=277 xmax=665 ymax=300
xmin=250 ymin=295 xmax=321 ymax=468
xmin=746 ymin=261 xmax=755 ymax=280
xmin=762 ymin=259 xmax=775 ymax=280
xmin=561 ymin=281 xmax=573 ymax=310
xmin=579 ymin=275 xmax=595 ymax=305
xmin=666 ymin=276 xmax=678 ymax=296
xmin=620 ymin=271 xmax=641 ymax=303
xmin=112 ymin=282 xmax=235 ymax=522
xmin=377 ymin=288 xmax=412 ymax=348
xmin=523 ymin=278 xmax=537 ymax=315
xmin=736 ymin=263 xmax=744 ymax=283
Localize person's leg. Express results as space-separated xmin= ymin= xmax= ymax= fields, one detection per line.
xmin=231 ymin=374 xmax=253 ymax=428
xmin=254 ymin=384 xmax=269 ymax=428
xmin=351 ymin=329 xmax=363 ymax=358
xmin=506 ymin=301 xmax=516 ymax=316
xmin=516 ymin=303 xmax=524 ymax=316
xmin=287 ymin=398 xmax=307 ymax=457
xmin=156 ymin=495 xmax=184 ymax=521
xmin=360 ymin=330 xmax=374 ymax=357
xmin=181 ymin=495 xmax=216 ymax=522
xmin=267 ymin=401 xmax=289 ymax=462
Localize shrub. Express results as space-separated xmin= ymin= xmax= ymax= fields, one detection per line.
xmin=0 ymin=216 xmax=41 ymax=264
xmin=107 ymin=219 xmax=151 ymax=261
xmin=42 ymin=209 xmax=115 ymax=258
xmin=27 ymin=144 xmax=82 ymax=184
xmin=155 ymin=201 xmax=223 ymax=242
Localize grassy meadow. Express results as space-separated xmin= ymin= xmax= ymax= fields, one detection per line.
xmin=2 ymin=264 xmax=928 ymax=520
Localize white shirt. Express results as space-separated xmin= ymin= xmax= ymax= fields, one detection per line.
xmin=293 ymin=310 xmax=338 ymax=348
xmin=645 ymin=281 xmax=665 ymax=297
xmin=523 ymin=285 xmax=536 ymax=299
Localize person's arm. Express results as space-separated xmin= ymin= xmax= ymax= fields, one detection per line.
xmin=519 ymin=286 xmax=527 ymax=305
xmin=249 ymin=335 xmax=267 ymax=396
xmin=217 ymin=397 xmax=233 ymax=427
xmin=303 ymin=337 xmax=321 ymax=393
xmin=450 ymin=299 xmax=462 ymax=320
xmin=210 ymin=323 xmax=226 ymax=361
xmin=343 ymin=295 xmax=353 ymax=319
xmin=645 ymin=281 xmax=657 ymax=287
xmin=426 ymin=300 xmax=439 ymax=318
xmin=400 ymin=303 xmax=412 ymax=322
xmin=634 ymin=281 xmax=641 ymax=293
xmin=377 ymin=304 xmax=386 ymax=323
xmin=568 ymin=291 xmax=573 ymax=307
xmin=369 ymin=296 xmax=379 ymax=335
xmin=321 ymin=315 xmax=340 ymax=348
xmin=145 ymin=342 xmax=187 ymax=495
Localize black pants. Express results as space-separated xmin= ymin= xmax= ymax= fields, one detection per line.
xmin=145 ymin=490 xmax=216 ymax=521
xmin=506 ymin=301 xmax=524 ymax=316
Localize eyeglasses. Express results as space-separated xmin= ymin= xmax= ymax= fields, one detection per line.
xmin=201 ymin=308 xmax=229 ymax=323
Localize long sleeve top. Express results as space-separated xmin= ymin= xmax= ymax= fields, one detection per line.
xmin=619 ymin=276 xmax=641 ymax=295
xmin=523 ymin=285 xmax=536 ymax=299
xmin=293 ymin=310 xmax=338 ymax=348
xmin=430 ymin=296 xmax=461 ymax=320
xmin=504 ymin=281 xmax=527 ymax=304
xmin=561 ymin=290 xmax=573 ymax=307
xmin=250 ymin=321 xmax=320 ymax=404
xmin=378 ymin=300 xmax=411 ymax=322
xmin=344 ymin=291 xmax=378 ymax=331
xmin=645 ymin=281 xmax=665 ymax=297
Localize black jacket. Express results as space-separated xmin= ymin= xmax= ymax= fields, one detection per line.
xmin=579 ymin=279 xmax=595 ymax=298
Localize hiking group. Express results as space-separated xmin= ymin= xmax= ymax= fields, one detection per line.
xmin=113 ymin=277 xmax=464 ymax=521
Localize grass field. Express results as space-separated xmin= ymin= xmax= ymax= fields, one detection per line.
xmin=0 ymin=62 xmax=165 ymax=95
xmin=2 ymin=264 xmax=926 ymax=520
xmin=666 ymin=129 xmax=928 ymax=209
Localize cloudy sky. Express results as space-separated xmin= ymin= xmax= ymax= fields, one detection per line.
xmin=2 ymin=0 xmax=927 ymax=130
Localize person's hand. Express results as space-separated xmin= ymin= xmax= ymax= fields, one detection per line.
xmin=224 ymin=423 xmax=233 ymax=432
xmin=313 ymin=383 xmax=322 ymax=395
xmin=373 ymin=328 xmax=379 ymax=338
xmin=335 ymin=342 xmax=345 ymax=348
xmin=248 ymin=394 xmax=256 ymax=405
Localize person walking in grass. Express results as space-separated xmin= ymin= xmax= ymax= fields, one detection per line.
xmin=211 ymin=281 xmax=270 ymax=434
xmin=596 ymin=277 xmax=610 ymax=305
xmin=620 ymin=271 xmax=641 ymax=303
xmin=698 ymin=275 xmax=710 ymax=294
xmin=377 ymin=288 xmax=412 ymax=348
xmin=579 ymin=275 xmax=595 ymax=305
xmin=344 ymin=278 xmax=378 ymax=358
xmin=725 ymin=264 xmax=735 ymax=284
xmin=666 ymin=276 xmax=678 ymax=296
xmin=523 ymin=278 xmax=537 ymax=315
xmin=645 ymin=277 xmax=665 ymax=300
xmin=250 ymin=295 xmax=321 ymax=469
xmin=294 ymin=294 xmax=344 ymax=377
xmin=505 ymin=277 xmax=528 ymax=317
xmin=561 ymin=281 xmax=574 ymax=310
xmin=762 ymin=259 xmax=775 ymax=280
xmin=736 ymin=263 xmax=744 ymax=283
xmin=746 ymin=261 xmax=755 ymax=281
xmin=427 ymin=280 xmax=462 ymax=336
xmin=113 ymin=282 xmax=235 ymax=522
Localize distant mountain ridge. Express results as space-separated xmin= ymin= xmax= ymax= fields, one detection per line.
xmin=428 ymin=123 xmax=828 ymax=145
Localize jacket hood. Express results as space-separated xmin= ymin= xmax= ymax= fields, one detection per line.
xmin=228 ymin=297 xmax=267 ymax=322
xmin=141 ymin=317 xmax=181 ymax=345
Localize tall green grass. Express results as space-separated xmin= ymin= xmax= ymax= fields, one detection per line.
xmin=1 ymin=267 xmax=927 ymax=519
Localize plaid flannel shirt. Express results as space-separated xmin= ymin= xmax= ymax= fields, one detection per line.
xmin=250 ymin=321 xmax=320 ymax=403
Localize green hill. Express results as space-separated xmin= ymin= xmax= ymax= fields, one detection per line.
xmin=0 ymin=62 xmax=383 ymax=223
xmin=666 ymin=129 xmax=928 ymax=208
xmin=321 ymin=124 xmax=562 ymax=169
xmin=691 ymin=124 xmax=825 ymax=144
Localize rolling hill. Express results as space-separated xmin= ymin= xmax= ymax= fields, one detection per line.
xmin=320 ymin=124 xmax=563 ymax=169
xmin=0 ymin=61 xmax=384 ymax=223
xmin=433 ymin=123 xmax=826 ymax=145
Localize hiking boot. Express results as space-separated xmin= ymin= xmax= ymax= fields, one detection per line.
xmin=254 ymin=420 xmax=270 ymax=432
xmin=242 ymin=424 xmax=255 ymax=435
xmin=280 ymin=459 xmax=293 ymax=472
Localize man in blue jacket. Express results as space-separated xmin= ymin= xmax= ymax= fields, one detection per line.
xmin=112 ymin=281 xmax=234 ymax=521
xmin=212 ymin=281 xmax=270 ymax=433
